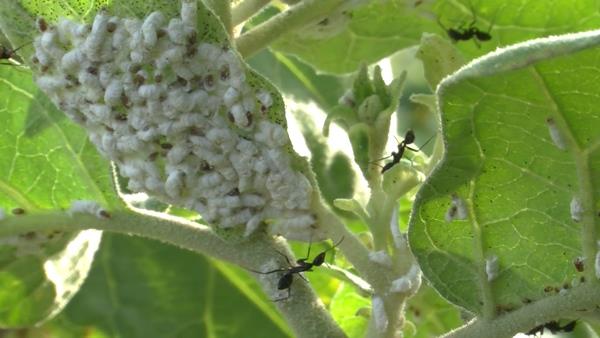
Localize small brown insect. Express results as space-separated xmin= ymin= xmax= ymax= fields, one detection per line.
xmin=245 ymin=111 xmax=253 ymax=127
xmin=11 ymin=207 xmax=25 ymax=215
xmin=574 ymin=257 xmax=584 ymax=272
xmin=98 ymin=209 xmax=111 ymax=219
xmin=37 ymin=17 xmax=48 ymax=32
xmin=106 ymin=21 xmax=117 ymax=33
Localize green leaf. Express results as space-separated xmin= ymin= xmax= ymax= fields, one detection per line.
xmin=288 ymin=103 xmax=356 ymax=218
xmin=409 ymin=30 xmax=600 ymax=314
xmin=247 ymin=50 xmax=346 ymax=109
xmin=272 ymin=0 xmax=433 ymax=74
xmin=416 ymin=33 xmax=465 ymax=91
xmin=432 ymin=0 xmax=600 ymax=59
xmin=44 ymin=234 xmax=292 ymax=338
xmin=0 ymin=60 xmax=114 ymax=326
xmin=403 ymin=285 xmax=462 ymax=338
xmin=330 ymin=283 xmax=369 ymax=338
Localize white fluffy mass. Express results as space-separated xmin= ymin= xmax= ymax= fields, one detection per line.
xmin=32 ymin=1 xmax=316 ymax=239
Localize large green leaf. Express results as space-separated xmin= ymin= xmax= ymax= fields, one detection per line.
xmin=0 ymin=55 xmax=113 ymax=326
xmin=271 ymin=0 xmax=600 ymax=74
xmin=272 ymin=0 xmax=432 ymax=74
xmin=403 ymin=285 xmax=462 ymax=338
xmin=43 ymin=234 xmax=292 ymax=338
xmin=410 ymin=30 xmax=600 ymax=313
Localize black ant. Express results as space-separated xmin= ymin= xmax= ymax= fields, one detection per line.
xmin=251 ymin=237 xmax=344 ymax=302
xmin=0 ymin=42 xmax=31 ymax=66
xmin=525 ymin=320 xmax=576 ymax=336
xmin=437 ymin=3 xmax=495 ymax=47
xmin=374 ymin=130 xmax=433 ymax=174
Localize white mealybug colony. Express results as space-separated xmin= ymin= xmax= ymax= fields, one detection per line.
xmin=485 ymin=255 xmax=499 ymax=282
xmin=546 ymin=117 xmax=567 ymax=150
xmin=32 ymin=1 xmax=317 ymax=239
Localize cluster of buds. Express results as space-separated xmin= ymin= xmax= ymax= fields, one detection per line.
xmin=31 ymin=0 xmax=317 ymax=239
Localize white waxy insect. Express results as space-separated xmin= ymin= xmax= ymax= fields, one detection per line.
xmin=254 ymin=121 xmax=288 ymax=147
xmin=89 ymin=104 xmax=112 ymax=121
xmin=145 ymin=175 xmax=164 ymax=192
xmin=138 ymin=84 xmax=162 ymax=100
xmin=445 ymin=193 xmax=468 ymax=222
xmin=167 ymin=143 xmax=190 ymax=164
xmin=36 ymin=76 xmax=66 ymax=94
xmin=546 ymin=117 xmax=567 ymax=150
xmin=181 ymin=0 xmax=198 ymax=28
xmin=84 ymin=11 xmax=109 ymax=55
xmin=165 ymin=170 xmax=185 ymax=198
xmin=570 ymin=196 xmax=583 ymax=222
xmin=69 ymin=200 xmax=110 ymax=219
xmin=100 ymin=134 xmax=118 ymax=156
xmin=244 ymin=214 xmax=263 ymax=236
xmin=167 ymin=18 xmax=185 ymax=44
xmin=117 ymin=135 xmax=144 ymax=153
xmin=157 ymin=46 xmax=184 ymax=69
xmin=60 ymin=49 xmax=86 ymax=73
xmin=390 ymin=264 xmax=422 ymax=294
xmin=369 ymin=250 xmax=393 ymax=267
xmin=486 ymin=255 xmax=499 ymax=282
xmin=141 ymin=12 xmax=165 ymax=48
xmin=200 ymin=172 xmax=223 ymax=188
xmin=104 ymin=80 xmax=123 ymax=106
xmin=223 ymin=87 xmax=240 ymax=107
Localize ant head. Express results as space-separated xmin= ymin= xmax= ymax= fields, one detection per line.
xmin=404 ymin=130 xmax=415 ymax=144
xmin=312 ymin=236 xmax=345 ymax=267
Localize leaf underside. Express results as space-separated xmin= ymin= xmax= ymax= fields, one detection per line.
xmin=410 ymin=31 xmax=600 ymax=314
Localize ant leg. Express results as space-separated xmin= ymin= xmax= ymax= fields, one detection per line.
xmin=273 ymin=287 xmax=291 ymax=302
xmin=248 ymin=267 xmax=288 ymax=275
xmin=296 ymin=272 xmax=309 ymax=283
xmin=406 ymin=134 xmax=436 ymax=153
xmin=301 ymin=236 xmax=314 ymax=262
xmin=274 ymin=250 xmax=294 ymax=267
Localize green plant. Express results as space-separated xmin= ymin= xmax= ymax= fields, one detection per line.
xmin=0 ymin=1 xmax=599 ymax=337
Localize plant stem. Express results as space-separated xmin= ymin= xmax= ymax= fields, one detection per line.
xmin=0 ymin=208 xmax=345 ymax=338
xmin=441 ymin=282 xmax=600 ymax=338
xmin=231 ymin=0 xmax=271 ymax=26
xmin=204 ymin=0 xmax=233 ymax=36
xmin=236 ymin=0 xmax=344 ymax=58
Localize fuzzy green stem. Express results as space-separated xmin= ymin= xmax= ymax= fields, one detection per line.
xmin=315 ymin=202 xmax=395 ymax=292
xmin=205 ymin=0 xmax=233 ymax=36
xmin=0 ymin=208 xmax=344 ymax=338
xmin=236 ymin=0 xmax=344 ymax=58
xmin=231 ymin=0 xmax=271 ymax=26
xmin=441 ymin=282 xmax=600 ymax=338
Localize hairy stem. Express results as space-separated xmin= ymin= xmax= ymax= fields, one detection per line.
xmin=236 ymin=0 xmax=344 ymax=58
xmin=231 ymin=0 xmax=271 ymax=26
xmin=441 ymin=282 xmax=600 ymax=338
xmin=0 ymin=207 xmax=344 ymax=338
